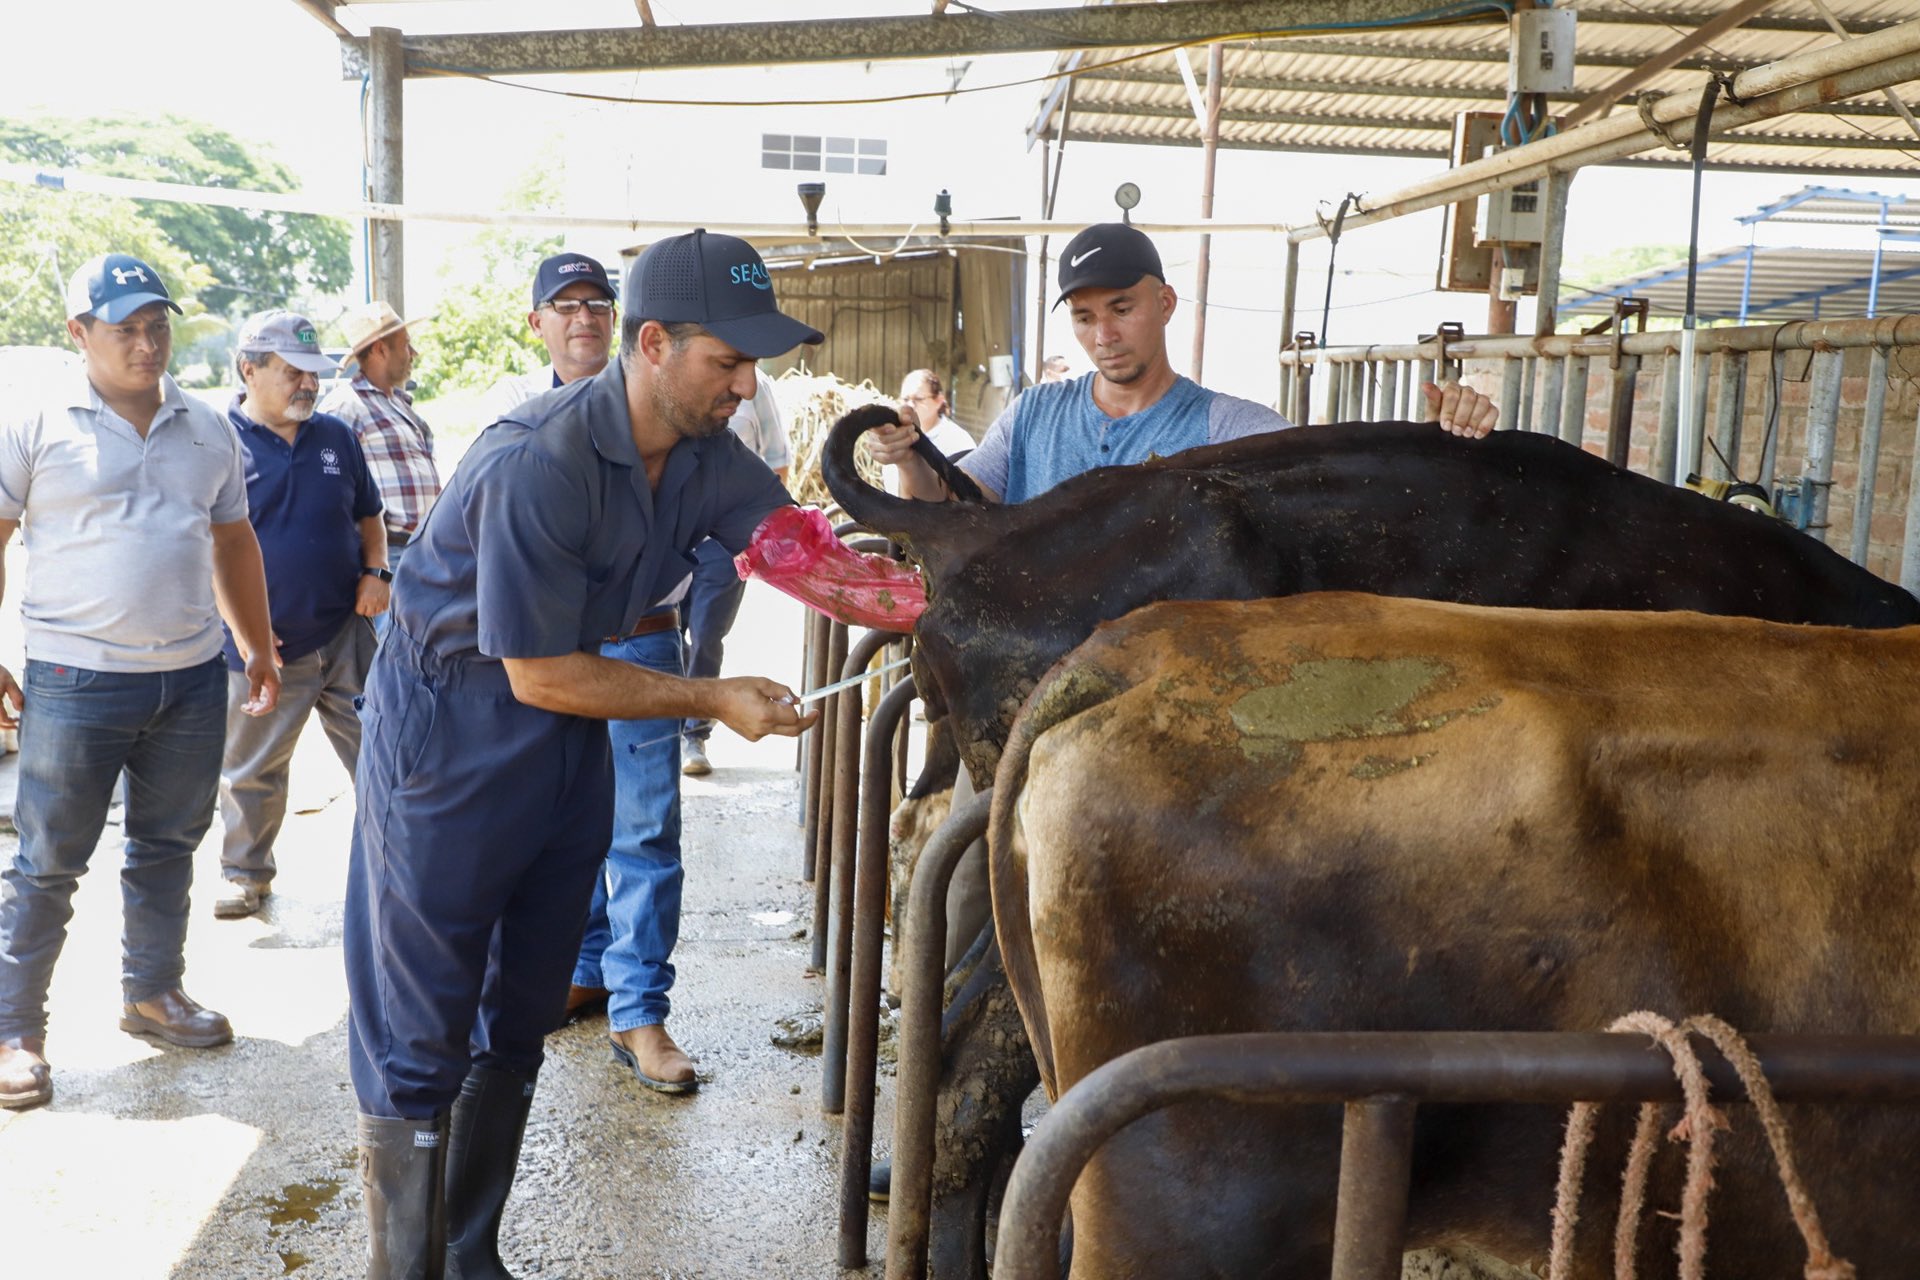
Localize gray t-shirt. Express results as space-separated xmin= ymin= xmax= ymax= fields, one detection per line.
xmin=961 ymin=374 xmax=1289 ymax=503
xmin=0 ymin=369 xmax=249 ymax=671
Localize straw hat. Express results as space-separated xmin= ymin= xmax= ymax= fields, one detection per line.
xmin=339 ymin=300 xmax=428 ymax=360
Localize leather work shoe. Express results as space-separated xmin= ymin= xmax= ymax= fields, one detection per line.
xmin=0 ymin=1036 xmax=51 ymax=1110
xmin=609 ymin=1024 xmax=697 ymax=1094
xmin=681 ymin=739 xmax=712 ymax=777
xmin=563 ymin=984 xmax=609 ymax=1024
xmin=120 ymin=989 xmax=234 ymax=1049
xmin=213 ymin=881 xmax=269 ymax=919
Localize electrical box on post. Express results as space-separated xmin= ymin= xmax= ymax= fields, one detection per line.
xmin=1479 ymin=180 xmax=1547 ymax=245
xmin=1510 ymin=8 xmax=1577 ymax=94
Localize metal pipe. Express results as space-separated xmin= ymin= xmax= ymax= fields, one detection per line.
xmin=1323 ymin=360 xmax=1343 ymax=426
xmin=1330 ymin=1097 xmax=1418 ymax=1280
xmin=1276 ymin=314 xmax=1920 ymax=366
xmin=1606 ymin=353 xmax=1641 ymax=470
xmin=1806 ymin=348 xmax=1844 ymax=542
xmin=1191 ymin=43 xmax=1224 ymax=381
xmin=1293 ymin=361 xmax=1313 ymax=427
xmin=1518 ymin=356 xmax=1537 ymax=433
xmin=1535 ymin=171 xmax=1573 ymax=337
xmin=1559 ymin=354 xmax=1589 ymax=447
xmin=1362 ymin=361 xmax=1378 ymax=422
xmin=1561 ymin=0 xmax=1777 ymax=127
xmin=1900 ymin=396 xmax=1920 ymax=595
xmin=809 ymin=619 xmax=847 ymax=975
xmin=1342 ymin=360 xmax=1365 ymax=422
xmin=1279 ymin=240 xmax=1301 ymax=412
xmin=1709 ymin=350 xmax=1748 ymax=482
xmin=1287 ymin=24 xmax=1920 ymax=245
xmin=884 ymin=790 xmax=997 ymax=1280
xmin=1673 ymin=331 xmax=1697 ymax=483
xmin=1396 ymin=361 xmax=1413 ymax=420
xmin=1686 ymin=344 xmax=1712 ymax=481
xmin=368 ymin=26 xmax=405 ymax=311
xmin=1760 ymin=353 xmax=1786 ymax=491
xmin=1537 ymin=356 xmax=1563 ymax=438
xmin=1853 ymin=346 xmax=1892 ymax=566
xmin=995 ymin=1030 xmax=1920 ymax=1280
xmin=796 ymin=604 xmax=815 ymax=782
xmin=1499 ymin=357 xmax=1524 ymax=433
xmin=1379 ymin=360 xmax=1399 ymax=423
xmin=802 ymin=609 xmax=831 ymax=876
xmin=1413 ymin=358 xmax=1436 ymax=422
xmin=822 ymin=627 xmax=892 ymax=1113
xmin=1656 ymin=346 xmax=1684 ymax=484
xmin=838 ymin=677 xmax=918 ymax=1269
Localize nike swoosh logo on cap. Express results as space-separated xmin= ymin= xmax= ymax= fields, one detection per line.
xmin=1068 ymin=247 xmax=1103 ymax=268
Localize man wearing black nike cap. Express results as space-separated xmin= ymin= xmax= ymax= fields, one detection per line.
xmin=344 ymin=230 xmax=821 ymax=1277
xmin=870 ymin=221 xmax=1496 ymax=505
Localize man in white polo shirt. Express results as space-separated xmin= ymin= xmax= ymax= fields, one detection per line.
xmin=0 ymin=253 xmax=280 ymax=1111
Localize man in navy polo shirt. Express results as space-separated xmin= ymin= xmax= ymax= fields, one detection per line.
xmin=215 ymin=312 xmax=388 ymax=921
xmin=345 ymin=230 xmax=819 ymax=1278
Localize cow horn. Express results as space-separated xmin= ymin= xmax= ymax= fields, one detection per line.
xmin=821 ymin=405 xmax=1001 ymax=571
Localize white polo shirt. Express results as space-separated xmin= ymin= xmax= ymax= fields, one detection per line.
xmin=0 ymin=368 xmax=249 ymax=672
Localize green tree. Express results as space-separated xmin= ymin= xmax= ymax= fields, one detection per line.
xmin=410 ymin=167 xmax=563 ymax=398
xmin=0 ymin=186 xmax=224 ymax=365
xmin=0 ymin=114 xmax=354 ymax=318
xmin=1561 ymin=244 xmax=1689 ymax=296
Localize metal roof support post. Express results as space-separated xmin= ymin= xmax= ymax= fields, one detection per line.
xmin=368 ymin=26 xmax=405 ymax=312
xmin=1740 ymin=241 xmax=1756 ymax=325
xmin=1191 ymin=44 xmax=1224 ymax=381
xmin=1869 ymin=216 xmax=1887 ymax=318
xmin=1709 ymin=350 xmax=1748 ymax=483
xmin=1363 ymin=361 xmax=1378 ymax=421
xmin=1323 ymin=359 xmax=1343 ymax=426
xmin=1536 ymin=171 xmax=1572 ymax=337
xmin=1804 ymin=348 xmax=1844 ymax=543
xmin=1606 ymin=354 xmax=1641 ymax=470
xmin=1850 ymin=345 xmax=1891 ymax=565
xmin=1342 ymin=360 xmax=1366 ymax=422
xmin=1379 ymin=360 xmax=1399 ymax=424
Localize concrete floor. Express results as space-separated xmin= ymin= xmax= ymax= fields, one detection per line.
xmin=0 ymin=582 xmax=895 ymax=1279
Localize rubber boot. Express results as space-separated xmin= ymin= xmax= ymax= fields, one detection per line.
xmin=358 ymin=1112 xmax=449 ymax=1280
xmin=445 ymin=1066 xmax=536 ymax=1280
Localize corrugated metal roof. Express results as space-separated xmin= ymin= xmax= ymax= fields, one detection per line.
xmin=1032 ymin=2 xmax=1920 ymax=175
xmin=1558 ymin=242 xmax=1920 ymax=320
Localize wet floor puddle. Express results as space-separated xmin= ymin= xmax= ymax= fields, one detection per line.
xmin=258 ymin=1175 xmax=344 ymax=1273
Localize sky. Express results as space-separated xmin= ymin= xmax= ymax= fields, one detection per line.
xmin=8 ymin=1 xmax=1920 ymax=400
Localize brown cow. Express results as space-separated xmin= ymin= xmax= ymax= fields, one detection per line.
xmin=991 ymin=594 xmax=1920 ymax=1278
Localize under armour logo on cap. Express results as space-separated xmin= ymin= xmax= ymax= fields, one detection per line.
xmin=65 ymin=252 xmax=182 ymax=324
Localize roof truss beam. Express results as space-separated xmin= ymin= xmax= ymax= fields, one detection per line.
xmin=336 ymin=0 xmax=1500 ymax=78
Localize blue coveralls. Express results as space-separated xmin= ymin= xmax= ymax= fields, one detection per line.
xmin=344 ymin=359 xmax=790 ymax=1120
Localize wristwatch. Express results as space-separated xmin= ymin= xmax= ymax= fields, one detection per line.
xmin=360 ymin=566 xmax=394 ymax=582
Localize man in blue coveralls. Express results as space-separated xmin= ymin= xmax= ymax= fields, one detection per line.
xmin=345 ymin=230 xmax=820 ymax=1279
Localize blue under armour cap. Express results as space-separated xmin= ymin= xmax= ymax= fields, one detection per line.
xmin=624 ymin=230 xmax=823 ymax=359
xmin=65 ymin=253 xmax=183 ymax=324
xmin=532 ymin=251 xmax=617 ymax=308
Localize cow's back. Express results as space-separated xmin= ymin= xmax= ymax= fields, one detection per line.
xmin=995 ymin=594 xmax=1920 ymax=1277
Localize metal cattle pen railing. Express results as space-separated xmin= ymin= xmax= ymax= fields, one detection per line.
xmin=1277 ymin=315 xmax=1920 ymax=592
xmin=995 ymin=1030 xmax=1920 ymax=1280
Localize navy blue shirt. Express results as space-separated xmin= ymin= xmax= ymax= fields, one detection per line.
xmin=393 ymin=358 xmax=790 ymax=668
xmin=223 ymin=398 xmax=384 ymax=670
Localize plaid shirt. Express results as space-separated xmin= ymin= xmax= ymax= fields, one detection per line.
xmin=318 ymin=375 xmax=442 ymax=539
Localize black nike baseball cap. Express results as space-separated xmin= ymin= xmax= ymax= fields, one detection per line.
xmin=1053 ymin=222 xmax=1165 ymax=308
xmin=624 ymin=230 xmax=823 ymax=358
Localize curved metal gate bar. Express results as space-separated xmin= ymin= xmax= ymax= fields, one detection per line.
xmin=995 ymin=1030 xmax=1920 ymax=1280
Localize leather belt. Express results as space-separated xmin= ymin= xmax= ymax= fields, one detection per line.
xmin=609 ymin=609 xmax=679 ymax=642
xmin=387 ymin=530 xmax=412 ymax=548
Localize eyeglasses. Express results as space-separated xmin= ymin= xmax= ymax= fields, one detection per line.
xmin=543 ymin=298 xmax=616 ymax=317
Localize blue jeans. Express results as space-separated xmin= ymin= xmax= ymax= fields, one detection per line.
xmin=681 ymin=537 xmax=746 ymax=745
xmin=0 ymin=656 xmax=228 ymax=1038
xmin=571 ymin=628 xmax=684 ymax=1031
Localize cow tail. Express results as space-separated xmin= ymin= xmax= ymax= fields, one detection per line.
xmin=990 ymin=661 xmax=1129 ymax=1102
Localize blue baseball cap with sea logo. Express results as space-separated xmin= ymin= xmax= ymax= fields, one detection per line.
xmin=623 ymin=230 xmax=823 ymax=359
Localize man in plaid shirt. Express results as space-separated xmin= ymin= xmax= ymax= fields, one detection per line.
xmin=320 ymin=302 xmax=441 ymax=609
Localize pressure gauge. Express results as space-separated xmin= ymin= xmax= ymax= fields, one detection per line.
xmin=1114 ymin=182 xmax=1142 ymax=218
